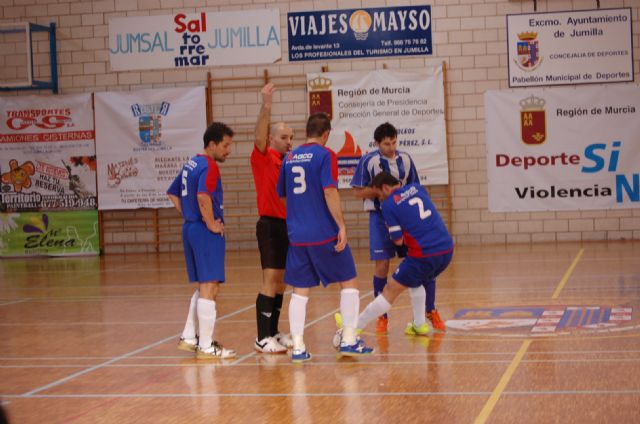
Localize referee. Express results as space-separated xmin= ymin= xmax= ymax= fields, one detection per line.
xmin=250 ymin=83 xmax=294 ymax=353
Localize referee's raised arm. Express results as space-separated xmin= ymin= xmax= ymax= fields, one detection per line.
xmin=255 ymin=82 xmax=276 ymax=154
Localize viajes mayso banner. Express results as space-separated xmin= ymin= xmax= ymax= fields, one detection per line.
xmin=485 ymin=84 xmax=640 ymax=212
xmin=288 ymin=5 xmax=432 ymax=62
xmin=109 ymin=10 xmax=281 ymax=71
xmin=95 ymin=87 xmax=206 ymax=210
xmin=306 ymin=67 xmax=447 ymax=188
xmin=0 ymin=94 xmax=97 ymax=212
xmin=0 ymin=210 xmax=99 ymax=257
xmin=507 ymin=8 xmax=633 ymax=87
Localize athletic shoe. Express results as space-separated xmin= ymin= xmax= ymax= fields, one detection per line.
xmin=177 ymin=337 xmax=198 ymax=352
xmin=255 ymin=336 xmax=287 ymax=354
xmin=404 ymin=322 xmax=430 ymax=336
xmin=291 ymin=348 xmax=312 ymax=362
xmin=339 ymin=339 xmax=374 ymax=356
xmin=275 ymin=332 xmax=293 ymax=349
xmin=332 ymin=328 xmax=343 ymax=350
xmin=375 ymin=316 xmax=388 ymax=334
xmin=196 ymin=341 xmax=236 ymax=359
xmin=427 ymin=309 xmax=446 ymax=332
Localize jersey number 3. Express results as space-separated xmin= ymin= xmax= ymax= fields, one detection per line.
xmin=409 ymin=197 xmax=432 ymax=219
xmin=292 ymin=166 xmax=307 ymax=194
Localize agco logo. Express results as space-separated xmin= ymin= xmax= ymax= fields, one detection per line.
xmin=6 ymin=115 xmax=73 ymax=131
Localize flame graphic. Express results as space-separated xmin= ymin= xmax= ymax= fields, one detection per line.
xmin=336 ymin=131 xmax=362 ymax=158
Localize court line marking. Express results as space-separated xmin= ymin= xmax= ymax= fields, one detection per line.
xmin=552 ymin=248 xmax=585 ymax=299
xmin=0 ymin=299 xmax=30 ymax=307
xmin=21 ymin=303 xmax=255 ymax=397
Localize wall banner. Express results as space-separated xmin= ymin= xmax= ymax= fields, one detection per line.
xmin=507 ymin=8 xmax=633 ymax=87
xmin=0 ymin=94 xmax=97 ymax=212
xmin=109 ymin=9 xmax=281 ymax=71
xmin=306 ymin=67 xmax=448 ymax=188
xmin=0 ymin=210 xmax=99 ymax=257
xmin=95 ymin=87 xmax=206 ymax=210
xmin=485 ymin=84 xmax=640 ymax=212
xmin=288 ymin=5 xmax=432 ymax=62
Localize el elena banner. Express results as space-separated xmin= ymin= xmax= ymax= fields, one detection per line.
xmin=485 ymin=84 xmax=640 ymax=212
xmin=0 ymin=94 xmax=97 ymax=212
xmin=0 ymin=210 xmax=99 ymax=257
xmin=95 ymin=87 xmax=206 ymax=210
xmin=307 ymin=67 xmax=448 ymax=188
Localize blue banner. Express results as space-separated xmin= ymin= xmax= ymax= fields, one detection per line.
xmin=287 ymin=6 xmax=432 ymax=62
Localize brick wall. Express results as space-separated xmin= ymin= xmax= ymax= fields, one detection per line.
xmin=1 ymin=0 xmax=639 ymax=253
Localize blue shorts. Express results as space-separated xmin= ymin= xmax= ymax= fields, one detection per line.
xmin=284 ymin=242 xmax=357 ymax=288
xmin=369 ymin=211 xmax=397 ymax=260
xmin=392 ymin=252 xmax=453 ymax=288
xmin=182 ymin=221 xmax=225 ymax=283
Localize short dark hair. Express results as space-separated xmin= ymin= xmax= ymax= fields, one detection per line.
xmin=306 ymin=113 xmax=331 ymax=138
xmin=374 ymin=122 xmax=397 ymax=143
xmin=370 ymin=171 xmax=400 ymax=189
xmin=203 ymin=122 xmax=234 ymax=148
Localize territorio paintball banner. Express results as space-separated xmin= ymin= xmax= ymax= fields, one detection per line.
xmin=0 ymin=94 xmax=97 ymax=212
xmin=0 ymin=210 xmax=99 ymax=257
xmin=485 ymin=84 xmax=640 ymax=212
xmin=306 ymin=67 xmax=448 ymax=188
xmin=95 ymin=86 xmax=206 ymax=210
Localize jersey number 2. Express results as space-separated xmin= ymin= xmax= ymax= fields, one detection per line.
xmin=292 ymin=166 xmax=306 ymax=194
xmin=409 ymin=197 xmax=431 ymax=219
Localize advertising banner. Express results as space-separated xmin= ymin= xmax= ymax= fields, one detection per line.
xmin=507 ymin=8 xmax=633 ymax=87
xmin=0 ymin=210 xmax=99 ymax=257
xmin=485 ymin=84 xmax=640 ymax=211
xmin=306 ymin=67 xmax=447 ymax=188
xmin=0 ymin=94 xmax=97 ymax=211
xmin=288 ymin=5 xmax=432 ymax=62
xmin=109 ymin=10 xmax=281 ymax=71
xmin=95 ymin=87 xmax=206 ymax=210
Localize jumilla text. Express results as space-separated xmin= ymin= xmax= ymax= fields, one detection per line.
xmin=496 ymin=141 xmax=638 ymax=203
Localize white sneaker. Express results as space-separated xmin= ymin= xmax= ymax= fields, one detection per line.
xmin=196 ymin=341 xmax=236 ymax=359
xmin=177 ymin=337 xmax=198 ymax=352
xmin=275 ymin=332 xmax=293 ymax=349
xmin=255 ymin=337 xmax=287 ymax=354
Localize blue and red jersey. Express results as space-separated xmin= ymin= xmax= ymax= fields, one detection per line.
xmin=167 ymin=154 xmax=224 ymax=223
xmin=381 ymin=183 xmax=453 ymax=258
xmin=276 ymin=143 xmax=339 ymax=245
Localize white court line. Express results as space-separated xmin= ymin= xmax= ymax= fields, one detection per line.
xmin=0 ymin=299 xmax=30 ymax=307
xmin=21 ymin=303 xmax=255 ymax=397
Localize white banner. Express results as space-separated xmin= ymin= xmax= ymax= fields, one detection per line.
xmin=306 ymin=68 xmax=448 ymax=188
xmin=485 ymin=84 xmax=640 ymax=212
xmin=95 ymin=87 xmax=206 ymax=210
xmin=507 ymin=8 xmax=633 ymax=87
xmin=108 ymin=10 xmax=282 ymax=71
xmin=0 ymin=94 xmax=97 ymax=211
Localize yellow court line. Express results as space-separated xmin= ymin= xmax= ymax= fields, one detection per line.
xmin=551 ymin=248 xmax=585 ymax=299
xmin=473 ymin=339 xmax=532 ymax=424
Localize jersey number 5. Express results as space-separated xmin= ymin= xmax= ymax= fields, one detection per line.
xmin=409 ymin=197 xmax=432 ymax=219
xmin=292 ymin=166 xmax=307 ymax=194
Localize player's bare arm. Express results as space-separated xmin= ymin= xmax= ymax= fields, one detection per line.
xmin=197 ymin=192 xmax=224 ymax=235
xmin=352 ymin=186 xmax=378 ymax=200
xmin=324 ymin=187 xmax=347 ymax=252
xmin=167 ymin=193 xmax=182 ymax=215
xmin=254 ymin=83 xmax=276 ymax=154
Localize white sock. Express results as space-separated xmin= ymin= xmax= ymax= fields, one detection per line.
xmin=289 ymin=293 xmax=308 ymax=350
xmin=181 ymin=290 xmax=199 ymax=340
xmin=409 ymin=286 xmax=426 ymax=326
xmin=340 ymin=288 xmax=360 ymax=346
xmin=357 ymin=295 xmax=392 ymax=330
xmin=197 ymin=298 xmax=216 ymax=349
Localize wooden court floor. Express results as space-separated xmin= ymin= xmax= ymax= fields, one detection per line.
xmin=1 ymin=241 xmax=639 ymax=423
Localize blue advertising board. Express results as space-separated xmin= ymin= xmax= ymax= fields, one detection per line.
xmin=287 ymin=6 xmax=432 ymax=62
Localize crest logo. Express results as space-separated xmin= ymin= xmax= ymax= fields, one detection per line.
xmin=131 ymin=101 xmax=170 ymax=145
xmin=515 ymin=32 xmax=543 ymax=71
xmin=520 ymin=95 xmax=546 ymax=145
xmin=308 ymin=76 xmax=333 ymax=120
xmin=349 ymin=10 xmax=372 ymax=41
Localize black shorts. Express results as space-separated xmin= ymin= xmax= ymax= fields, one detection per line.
xmin=256 ymin=216 xmax=289 ymax=269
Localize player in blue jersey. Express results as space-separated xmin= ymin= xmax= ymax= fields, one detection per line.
xmin=355 ymin=171 xmax=453 ymax=336
xmin=277 ymin=112 xmax=373 ymax=362
xmin=167 ymin=122 xmax=236 ymax=360
xmin=350 ymin=122 xmax=445 ymax=333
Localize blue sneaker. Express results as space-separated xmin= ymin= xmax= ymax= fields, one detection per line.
xmin=339 ymin=339 xmax=373 ymax=356
xmin=291 ymin=348 xmax=312 ymax=362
